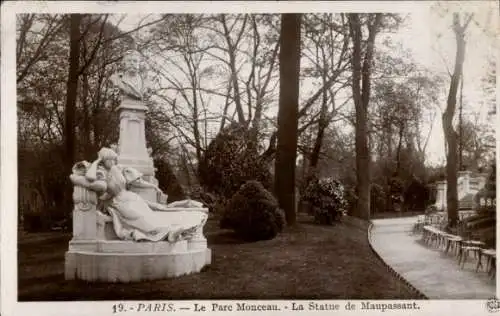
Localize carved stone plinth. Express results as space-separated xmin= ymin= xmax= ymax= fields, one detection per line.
xmin=117 ymin=98 xmax=155 ymax=176
xmin=65 ymin=248 xmax=211 ymax=282
xmin=65 ymin=202 xmax=212 ymax=283
xmin=72 ymin=185 xmax=98 ymax=240
xmin=116 ymin=97 xmax=158 ymax=203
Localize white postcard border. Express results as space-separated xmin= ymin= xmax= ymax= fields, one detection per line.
xmin=2 ymin=1 xmax=499 ymax=316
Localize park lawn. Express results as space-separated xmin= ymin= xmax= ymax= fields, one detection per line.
xmin=18 ymin=214 xmax=419 ymax=301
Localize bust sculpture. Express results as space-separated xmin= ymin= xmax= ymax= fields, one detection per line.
xmin=110 ymin=50 xmax=151 ymax=101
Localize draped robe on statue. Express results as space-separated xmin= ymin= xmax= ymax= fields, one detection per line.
xmin=95 ymin=164 xmax=207 ymax=242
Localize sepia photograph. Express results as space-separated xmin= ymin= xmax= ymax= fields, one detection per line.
xmin=1 ymin=0 xmax=498 ymax=315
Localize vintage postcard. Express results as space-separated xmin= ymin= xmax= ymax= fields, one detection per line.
xmin=1 ymin=1 xmax=498 ymax=315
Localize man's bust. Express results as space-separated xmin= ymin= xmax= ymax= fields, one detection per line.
xmin=110 ymin=50 xmax=150 ymax=101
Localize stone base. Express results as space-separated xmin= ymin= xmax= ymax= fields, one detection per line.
xmin=65 ymin=247 xmax=211 ymax=282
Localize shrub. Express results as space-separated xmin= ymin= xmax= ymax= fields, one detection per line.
xmin=184 ymin=184 xmax=217 ymax=210
xmin=302 ymin=176 xmax=347 ymax=225
xmin=370 ymin=183 xmax=386 ymax=214
xmin=389 ymin=176 xmax=404 ymax=205
xmin=221 ymin=180 xmax=285 ymax=241
xmin=475 ymin=162 xmax=496 ymax=213
xmin=23 ymin=213 xmax=45 ymax=232
xmin=343 ymin=187 xmax=357 ymax=216
xmin=198 ymin=123 xmax=273 ymax=199
xmin=403 ymin=179 xmax=431 ymax=212
xmin=23 ymin=212 xmax=62 ymax=232
xmin=153 ymin=158 xmax=186 ymax=202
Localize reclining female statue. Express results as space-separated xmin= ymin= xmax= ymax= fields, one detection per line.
xmin=80 ymin=147 xmax=207 ymax=242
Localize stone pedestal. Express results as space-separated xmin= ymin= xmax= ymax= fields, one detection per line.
xmin=65 ymin=247 xmax=211 ymax=282
xmin=457 ymin=170 xmax=472 ymax=200
xmin=72 ymin=186 xmax=98 ymax=240
xmin=117 ymin=97 xmax=158 ymax=202
xmin=117 ymin=98 xmax=155 ymax=175
xmin=65 ymin=186 xmax=212 ymax=283
xmin=435 ymin=181 xmax=447 ymax=211
xmin=188 ymin=226 xmax=208 ymax=251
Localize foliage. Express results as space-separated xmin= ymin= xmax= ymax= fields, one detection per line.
xmin=474 ymin=161 xmax=496 ymax=212
xmin=145 ymin=14 xmax=281 ymax=162
xmin=153 ymin=158 xmax=186 ymax=202
xmin=17 ymin=14 xmax=131 ymax=227
xmin=370 ymin=183 xmax=387 ymax=214
xmin=15 ymin=12 xmax=461 ymax=229
xmin=403 ymin=178 xmax=432 ymax=212
xmin=198 ymin=122 xmax=273 ymax=199
xmin=343 ymin=186 xmax=358 ymax=216
xmin=459 ymin=118 xmax=495 ymax=172
xmin=484 ymin=162 xmax=496 ymax=195
xmin=302 ymin=176 xmax=347 ymax=224
xmin=220 ymin=180 xmax=285 ymax=241
xmin=388 ymin=175 xmax=404 ymax=205
xmin=19 ymin=143 xmax=68 ymax=231
xmin=22 ymin=213 xmax=50 ymax=233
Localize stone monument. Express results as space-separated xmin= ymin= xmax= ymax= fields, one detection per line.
xmin=64 ymin=50 xmax=211 ymax=283
xmin=433 ymin=170 xmax=488 ymax=211
xmin=110 ymin=50 xmax=157 ymax=202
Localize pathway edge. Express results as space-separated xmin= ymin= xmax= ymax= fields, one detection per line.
xmin=367 ymin=221 xmax=429 ymax=299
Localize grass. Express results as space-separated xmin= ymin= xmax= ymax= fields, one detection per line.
xmin=18 ymin=214 xmax=420 ymax=301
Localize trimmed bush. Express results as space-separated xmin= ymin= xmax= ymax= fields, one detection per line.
xmin=198 ymin=122 xmax=273 ymax=199
xmin=303 ymin=176 xmax=347 ymax=225
xmin=221 ymin=180 xmax=285 ymax=241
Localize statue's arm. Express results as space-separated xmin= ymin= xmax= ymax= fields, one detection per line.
xmin=70 ymin=174 xmax=107 ymax=193
xmin=89 ymin=180 xmax=107 ymax=192
xmin=99 ymin=192 xmax=112 ymax=201
xmin=123 ymin=166 xmax=162 ymax=193
xmin=130 ymin=178 xmax=160 ymax=190
xmin=147 ymin=200 xmax=176 ymax=212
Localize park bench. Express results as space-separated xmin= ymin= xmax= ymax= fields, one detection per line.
xmin=443 ymin=233 xmax=463 ymax=255
xmin=476 ymin=249 xmax=496 ymax=278
xmin=458 ymin=239 xmax=485 ymax=269
xmin=422 ymin=226 xmax=448 ymax=248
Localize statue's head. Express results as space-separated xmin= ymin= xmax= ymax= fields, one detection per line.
xmin=122 ymin=50 xmax=142 ymax=76
xmin=122 ymin=167 xmax=142 ymax=184
xmin=98 ymin=147 xmax=118 ymax=169
xmin=72 ymin=161 xmax=90 ymax=175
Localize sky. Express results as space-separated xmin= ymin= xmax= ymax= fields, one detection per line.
xmin=110 ymin=1 xmax=498 ymax=166
xmin=396 ymin=3 xmax=497 ymax=165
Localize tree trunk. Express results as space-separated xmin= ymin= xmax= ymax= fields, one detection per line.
xmin=309 ymin=64 xmax=330 ymax=170
xmin=309 ymin=119 xmax=327 ymax=169
xmin=395 ymin=122 xmax=405 ymax=173
xmin=188 ymin=60 xmax=203 ymax=164
xmin=443 ymin=13 xmax=470 ymax=228
xmin=348 ymin=13 xmax=382 ymax=220
xmin=64 ymin=14 xmax=82 ymax=218
xmin=458 ymin=73 xmax=464 ymax=170
xmin=275 ymin=13 xmax=302 ymax=226
xmin=81 ymin=72 xmax=92 ymax=158
xmin=221 ymin=15 xmax=246 ymax=124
